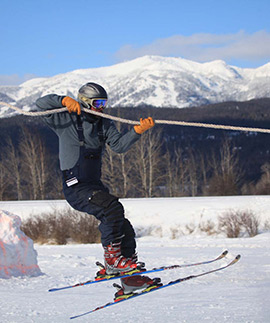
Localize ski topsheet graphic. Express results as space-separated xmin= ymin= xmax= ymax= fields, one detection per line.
xmin=70 ymin=254 xmax=241 ymax=319
xmin=49 ymin=250 xmax=229 ymax=292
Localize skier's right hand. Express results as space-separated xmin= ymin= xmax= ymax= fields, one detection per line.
xmin=62 ymin=96 xmax=81 ymax=115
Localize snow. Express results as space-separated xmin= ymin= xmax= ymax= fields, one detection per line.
xmin=1 ymin=195 xmax=269 ymax=237
xmin=0 ymin=196 xmax=270 ymax=322
xmin=0 ymin=210 xmax=41 ymax=279
xmin=1 ymin=55 xmax=270 ymax=118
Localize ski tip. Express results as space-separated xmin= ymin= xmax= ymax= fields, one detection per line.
xmin=235 ymin=254 xmax=241 ymax=261
xmin=217 ymin=250 xmax=228 ymax=260
xmin=230 ymin=254 xmax=241 ymax=265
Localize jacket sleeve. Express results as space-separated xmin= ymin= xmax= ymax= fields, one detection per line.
xmin=36 ymin=94 xmax=65 ymax=110
xmin=35 ymin=94 xmax=70 ymax=131
xmin=104 ymin=120 xmax=141 ymax=153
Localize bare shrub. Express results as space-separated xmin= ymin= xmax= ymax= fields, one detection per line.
xmin=68 ymin=211 xmax=101 ymax=244
xmin=21 ymin=216 xmax=50 ymax=243
xmin=219 ymin=211 xmax=242 ymax=238
xmin=170 ymin=226 xmax=184 ymax=239
xmin=52 ymin=214 xmax=71 ymax=244
xmin=21 ymin=209 xmax=101 ymax=244
xmin=199 ymin=220 xmax=217 ymax=235
xmin=264 ymin=219 xmax=270 ymax=231
xmin=219 ymin=210 xmax=260 ymax=238
xmin=237 ymin=211 xmax=260 ymax=237
xmin=185 ymin=223 xmax=196 ymax=234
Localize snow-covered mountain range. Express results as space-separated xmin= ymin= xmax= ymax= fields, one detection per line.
xmin=1 ymin=55 xmax=270 ymax=118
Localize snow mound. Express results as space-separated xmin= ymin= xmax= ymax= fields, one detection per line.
xmin=0 ymin=210 xmax=42 ymax=279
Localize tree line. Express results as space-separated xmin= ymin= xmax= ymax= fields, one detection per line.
xmin=0 ymin=122 xmax=269 ymax=201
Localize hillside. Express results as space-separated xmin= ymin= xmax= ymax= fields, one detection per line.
xmin=1 ymin=55 xmax=270 ymax=118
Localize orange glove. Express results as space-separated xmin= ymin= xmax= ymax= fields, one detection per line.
xmin=62 ymin=96 xmax=81 ymax=115
xmin=134 ymin=117 xmax=155 ymax=134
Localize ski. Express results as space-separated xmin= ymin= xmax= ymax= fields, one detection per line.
xmin=49 ymin=250 xmax=228 ymax=292
xmin=70 ymin=254 xmax=240 ymax=319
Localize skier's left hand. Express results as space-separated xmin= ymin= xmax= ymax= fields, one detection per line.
xmin=134 ymin=117 xmax=155 ymax=134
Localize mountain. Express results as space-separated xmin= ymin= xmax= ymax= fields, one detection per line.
xmin=1 ymin=55 xmax=270 ymax=118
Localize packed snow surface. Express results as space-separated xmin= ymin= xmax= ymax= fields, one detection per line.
xmin=0 ymin=196 xmax=269 ymax=322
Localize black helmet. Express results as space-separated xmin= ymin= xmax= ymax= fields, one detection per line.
xmin=78 ymin=82 xmax=108 ymax=110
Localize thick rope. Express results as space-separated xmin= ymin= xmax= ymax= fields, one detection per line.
xmin=1 ymin=101 xmax=270 ymax=134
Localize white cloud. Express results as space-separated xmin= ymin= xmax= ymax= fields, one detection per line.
xmin=114 ymin=30 xmax=270 ymax=65
xmin=0 ymin=74 xmax=37 ymax=86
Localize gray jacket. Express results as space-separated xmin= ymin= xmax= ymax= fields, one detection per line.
xmin=35 ymin=94 xmax=140 ymax=170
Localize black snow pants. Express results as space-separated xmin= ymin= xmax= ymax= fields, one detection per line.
xmin=62 ymin=128 xmax=136 ymax=257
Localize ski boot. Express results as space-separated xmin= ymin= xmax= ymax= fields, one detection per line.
xmin=113 ymin=276 xmax=162 ymax=301
xmin=95 ymin=243 xmax=145 ymax=280
xmin=103 ymin=242 xmax=145 ymax=275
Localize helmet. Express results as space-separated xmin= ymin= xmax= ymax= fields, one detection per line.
xmin=78 ymin=82 xmax=108 ymax=110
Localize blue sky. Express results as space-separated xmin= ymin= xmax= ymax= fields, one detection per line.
xmin=1 ymin=0 xmax=270 ymax=85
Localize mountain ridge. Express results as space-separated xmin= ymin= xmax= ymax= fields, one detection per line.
xmin=1 ymin=55 xmax=270 ymax=118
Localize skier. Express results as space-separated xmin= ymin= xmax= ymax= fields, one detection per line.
xmin=36 ymin=82 xmax=156 ymax=292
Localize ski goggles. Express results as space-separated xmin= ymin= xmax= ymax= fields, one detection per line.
xmin=80 ymin=96 xmax=108 ymax=110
